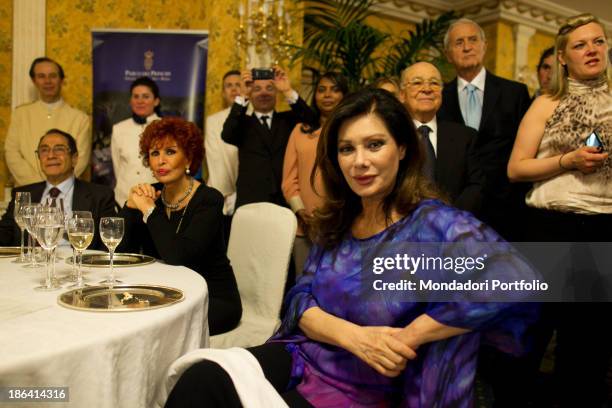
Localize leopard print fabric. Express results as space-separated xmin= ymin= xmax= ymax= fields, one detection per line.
xmin=527 ymin=75 xmax=612 ymax=214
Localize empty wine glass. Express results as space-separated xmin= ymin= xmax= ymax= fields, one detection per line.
xmin=12 ymin=192 xmax=31 ymax=263
xmin=34 ymin=207 xmax=64 ymax=291
xmin=44 ymin=197 xmax=66 ymax=262
xmin=22 ymin=203 xmax=43 ymax=269
xmin=67 ymin=213 xmax=94 ymax=289
xmin=66 ymin=211 xmax=95 ymax=287
xmin=99 ymin=217 xmax=124 ymax=286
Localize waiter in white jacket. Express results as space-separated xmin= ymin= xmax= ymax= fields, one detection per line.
xmin=205 ymin=70 xmax=241 ymax=217
xmin=111 ymin=76 xmax=161 ymax=206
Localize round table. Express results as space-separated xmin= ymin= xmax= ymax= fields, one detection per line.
xmin=0 ymin=248 xmax=209 ymax=408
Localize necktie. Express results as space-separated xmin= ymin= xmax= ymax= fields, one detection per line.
xmin=260 ymin=115 xmax=270 ymax=129
xmin=49 ymin=187 xmax=61 ymax=198
xmin=418 ymin=125 xmax=436 ymax=181
xmin=464 ymin=84 xmax=482 ymax=130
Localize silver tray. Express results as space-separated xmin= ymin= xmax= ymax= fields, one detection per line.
xmin=66 ymin=253 xmax=156 ymax=267
xmin=58 ymin=284 xmax=184 ymax=312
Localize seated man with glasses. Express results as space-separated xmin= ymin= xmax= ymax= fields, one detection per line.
xmin=0 ymin=129 xmax=116 ymax=249
xmin=400 ymin=62 xmax=484 ymax=215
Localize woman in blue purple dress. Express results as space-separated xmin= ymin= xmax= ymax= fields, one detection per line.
xmin=166 ymin=88 xmax=536 ymax=407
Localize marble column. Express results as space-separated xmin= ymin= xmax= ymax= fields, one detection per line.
xmin=12 ymin=0 xmax=46 ymax=109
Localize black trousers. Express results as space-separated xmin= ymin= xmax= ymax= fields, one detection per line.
xmin=165 ymin=343 xmax=313 ymax=407
xmin=485 ymin=207 xmax=612 ymax=407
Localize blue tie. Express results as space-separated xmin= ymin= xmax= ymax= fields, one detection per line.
xmin=464 ymin=84 xmax=481 ymax=130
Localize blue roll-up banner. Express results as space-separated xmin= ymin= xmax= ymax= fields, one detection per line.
xmin=91 ymin=29 xmax=208 ymax=185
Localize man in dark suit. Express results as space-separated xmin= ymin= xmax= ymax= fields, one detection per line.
xmin=400 ymin=62 xmax=483 ymax=215
xmin=221 ymin=67 xmax=314 ymax=209
xmin=0 ymin=129 xmax=116 ymax=249
xmin=438 ymin=18 xmax=531 ymax=241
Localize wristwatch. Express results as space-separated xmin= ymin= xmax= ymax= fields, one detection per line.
xmin=142 ymin=206 xmax=155 ymax=223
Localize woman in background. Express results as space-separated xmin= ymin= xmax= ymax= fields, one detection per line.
xmin=508 ymin=13 xmax=611 ymax=407
xmin=282 ymin=73 xmax=348 ymax=276
xmin=111 ymin=76 xmax=161 ymax=206
xmin=372 ymin=76 xmax=401 ymax=99
xmin=119 ymin=117 xmax=241 ymax=335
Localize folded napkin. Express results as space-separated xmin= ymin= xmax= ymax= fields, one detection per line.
xmin=155 ymin=347 xmax=288 ymax=408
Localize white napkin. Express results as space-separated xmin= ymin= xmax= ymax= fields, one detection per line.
xmin=155 ymin=347 xmax=288 ymax=408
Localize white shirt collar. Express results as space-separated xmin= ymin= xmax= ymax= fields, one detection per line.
xmin=413 ymin=117 xmax=437 ymax=134
xmin=457 ymin=67 xmax=486 ymax=92
xmin=254 ymin=111 xmax=274 ymax=119
xmin=44 ymin=175 xmax=75 ymax=195
xmin=41 ymin=98 xmax=64 ymax=110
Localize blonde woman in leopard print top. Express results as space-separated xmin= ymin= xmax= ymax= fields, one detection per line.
xmin=507 ymin=13 xmax=611 ymax=407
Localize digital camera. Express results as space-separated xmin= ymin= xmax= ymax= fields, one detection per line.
xmin=251 ymin=68 xmax=274 ymax=80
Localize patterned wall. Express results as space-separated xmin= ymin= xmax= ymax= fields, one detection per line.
xmin=0 ymin=0 xmax=12 ymax=195
xmin=45 ymin=0 xmax=303 ymax=118
xmin=0 ymin=0 xmax=302 ymax=192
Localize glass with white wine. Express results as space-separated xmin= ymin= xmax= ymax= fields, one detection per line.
xmin=99 ymin=217 xmax=124 ymax=286
xmin=67 ymin=211 xmax=94 ymax=288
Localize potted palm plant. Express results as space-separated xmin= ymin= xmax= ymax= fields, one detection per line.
xmin=292 ymin=0 xmax=456 ymax=90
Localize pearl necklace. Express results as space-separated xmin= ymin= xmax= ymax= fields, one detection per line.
xmin=161 ymin=177 xmax=194 ymax=210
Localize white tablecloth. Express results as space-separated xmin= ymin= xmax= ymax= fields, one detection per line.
xmin=0 ymin=249 xmax=209 ymax=408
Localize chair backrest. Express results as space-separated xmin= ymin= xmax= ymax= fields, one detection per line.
xmin=227 ymin=203 xmax=297 ymax=320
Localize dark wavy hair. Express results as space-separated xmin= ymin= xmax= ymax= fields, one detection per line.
xmin=29 ymin=57 xmax=65 ymax=80
xmin=301 ymin=72 xmax=349 ymax=133
xmin=139 ymin=117 xmax=203 ymax=175
xmin=309 ymin=88 xmax=440 ymax=248
xmin=130 ymin=76 xmax=162 ymax=116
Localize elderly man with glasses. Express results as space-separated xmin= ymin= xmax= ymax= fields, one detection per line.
xmin=0 ymin=129 xmax=116 ymax=249
xmin=400 ymin=62 xmax=484 ymax=214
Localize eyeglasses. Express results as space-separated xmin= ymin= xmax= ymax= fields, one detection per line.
xmin=403 ymin=79 xmax=443 ymax=91
xmin=36 ymin=145 xmax=71 ymax=157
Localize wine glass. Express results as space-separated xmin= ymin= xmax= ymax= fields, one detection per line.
xmin=22 ymin=203 xmax=43 ymax=268
xmin=34 ymin=207 xmax=64 ymax=291
xmin=12 ymin=192 xmax=31 ymax=263
xmin=65 ymin=211 xmax=92 ymax=282
xmin=67 ymin=214 xmax=94 ymax=289
xmin=44 ymin=197 xmax=66 ymax=262
xmin=99 ymin=217 xmax=124 ymax=286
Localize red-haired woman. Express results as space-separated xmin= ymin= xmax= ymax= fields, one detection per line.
xmin=118 ymin=116 xmax=242 ymax=335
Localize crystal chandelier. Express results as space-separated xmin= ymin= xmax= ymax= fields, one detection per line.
xmin=236 ymin=0 xmax=295 ymax=67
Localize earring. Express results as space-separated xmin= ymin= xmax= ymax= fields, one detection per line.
xmin=185 ymin=167 xmax=191 ymax=175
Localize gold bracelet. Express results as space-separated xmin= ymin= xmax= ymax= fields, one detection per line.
xmin=559 ymin=153 xmax=571 ymax=171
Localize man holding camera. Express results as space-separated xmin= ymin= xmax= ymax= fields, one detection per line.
xmin=221 ymin=67 xmax=315 ymax=209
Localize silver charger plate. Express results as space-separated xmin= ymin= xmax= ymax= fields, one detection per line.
xmin=66 ymin=253 xmax=156 ymax=267
xmin=0 ymin=247 xmax=22 ymax=257
xmin=58 ymin=284 xmax=184 ymax=312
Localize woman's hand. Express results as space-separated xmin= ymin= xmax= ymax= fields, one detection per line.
xmin=298 ymin=307 xmax=416 ymax=377
xmin=126 ymin=183 xmax=160 ymax=213
xmin=562 ymin=146 xmax=608 ymax=174
xmin=345 ymin=326 xmax=417 ymax=378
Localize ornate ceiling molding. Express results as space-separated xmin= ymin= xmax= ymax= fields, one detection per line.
xmin=373 ymin=0 xmax=612 ymax=34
